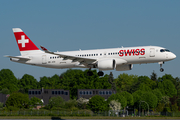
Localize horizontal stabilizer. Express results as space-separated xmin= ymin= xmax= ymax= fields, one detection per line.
xmin=5 ymin=55 xmax=30 ymax=60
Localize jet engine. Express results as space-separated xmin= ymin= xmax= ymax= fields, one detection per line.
xmin=97 ymin=59 xmax=115 ymax=70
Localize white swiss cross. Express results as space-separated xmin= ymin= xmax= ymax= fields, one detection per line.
xmin=18 ymin=35 xmax=29 ymax=47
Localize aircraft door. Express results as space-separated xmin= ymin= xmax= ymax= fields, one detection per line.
xmin=149 ymin=48 xmax=155 ymax=57
xmin=42 ymin=55 xmax=47 ymax=64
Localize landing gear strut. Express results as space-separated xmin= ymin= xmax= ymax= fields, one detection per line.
xmin=98 ymin=71 xmax=104 ymax=76
xmin=159 ymin=62 xmax=164 ymax=72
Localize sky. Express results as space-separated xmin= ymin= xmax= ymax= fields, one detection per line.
xmin=0 ymin=0 xmax=179 ymax=81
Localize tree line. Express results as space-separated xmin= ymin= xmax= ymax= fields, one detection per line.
xmin=0 ymin=68 xmax=180 ymax=112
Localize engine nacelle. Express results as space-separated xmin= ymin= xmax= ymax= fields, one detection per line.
xmin=97 ymin=59 xmax=116 ymax=70
xmin=116 ymin=64 xmax=133 ymax=71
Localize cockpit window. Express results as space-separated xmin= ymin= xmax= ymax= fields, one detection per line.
xmin=160 ymin=49 xmax=170 ymax=52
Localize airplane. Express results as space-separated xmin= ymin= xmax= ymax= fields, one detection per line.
xmin=5 ymin=28 xmax=176 ymax=76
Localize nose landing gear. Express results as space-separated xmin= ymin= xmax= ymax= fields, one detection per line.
xmin=159 ymin=62 xmax=164 ymax=72
xmin=160 ymin=68 xmax=164 ymax=72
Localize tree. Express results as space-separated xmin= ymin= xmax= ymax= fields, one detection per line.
xmin=160 ymin=96 xmax=170 ymax=105
xmin=29 ymin=97 xmax=43 ymax=108
xmin=132 ymin=90 xmax=145 ymax=108
xmin=0 ymin=102 xmax=3 ymax=108
xmin=65 ymin=99 xmax=77 ymax=110
xmin=0 ymin=88 xmax=10 ymax=94
xmin=57 ymin=69 xmax=111 ymax=99
xmin=115 ymin=73 xmax=138 ymax=93
xmin=46 ymin=96 xmax=65 ymax=110
xmin=18 ymin=74 xmax=38 ymax=93
xmin=156 ymin=102 xmax=165 ymax=112
xmin=38 ymin=76 xmax=51 ymax=89
xmin=108 ymin=72 xmax=116 ymax=91
xmin=140 ymin=92 xmax=158 ymax=109
xmin=138 ymin=83 xmax=152 ymax=92
xmin=150 ymin=71 xmax=158 ymax=81
xmin=152 ymin=89 xmax=163 ymax=102
xmin=87 ymin=95 xmax=108 ymax=112
xmin=6 ymin=92 xmax=29 ymax=109
xmin=77 ymin=97 xmax=89 ymax=109
xmin=119 ymin=91 xmax=134 ymax=106
xmin=0 ymin=69 xmax=19 ymax=93
xmin=109 ymin=100 xmax=121 ymax=111
xmin=107 ymin=93 xmax=127 ymax=109
xmin=137 ymin=76 xmax=157 ymax=90
xmin=158 ymin=79 xmax=177 ymax=97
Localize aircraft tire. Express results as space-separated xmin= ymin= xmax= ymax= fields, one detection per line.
xmin=87 ymin=71 xmax=93 ymax=76
xmin=160 ymin=68 xmax=164 ymax=72
xmin=98 ymin=71 xmax=104 ymax=76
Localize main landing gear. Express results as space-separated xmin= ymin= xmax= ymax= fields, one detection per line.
xmin=98 ymin=71 xmax=104 ymax=76
xmin=87 ymin=68 xmax=104 ymax=76
xmin=159 ymin=62 xmax=164 ymax=72
xmin=87 ymin=70 xmax=93 ymax=76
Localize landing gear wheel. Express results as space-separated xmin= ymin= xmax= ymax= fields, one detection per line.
xmin=87 ymin=71 xmax=93 ymax=76
xmin=98 ymin=71 xmax=104 ymax=76
xmin=160 ymin=68 xmax=164 ymax=72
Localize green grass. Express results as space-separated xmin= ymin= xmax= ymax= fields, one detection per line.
xmin=0 ymin=116 xmax=180 ymax=119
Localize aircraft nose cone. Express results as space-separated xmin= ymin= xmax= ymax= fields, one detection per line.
xmin=171 ymin=53 xmax=176 ymax=59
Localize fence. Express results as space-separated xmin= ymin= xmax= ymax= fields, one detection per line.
xmin=0 ymin=110 xmax=180 ymax=117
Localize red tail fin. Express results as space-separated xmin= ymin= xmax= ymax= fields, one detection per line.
xmin=13 ymin=28 xmax=39 ymax=51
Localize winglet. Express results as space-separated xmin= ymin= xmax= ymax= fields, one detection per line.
xmin=40 ymin=45 xmax=48 ymax=51
xmin=40 ymin=45 xmax=54 ymax=54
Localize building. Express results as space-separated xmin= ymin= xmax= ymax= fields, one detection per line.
xmin=28 ymin=88 xmax=70 ymax=105
xmin=77 ymin=89 xmax=116 ymax=100
xmin=0 ymin=93 xmax=8 ymax=105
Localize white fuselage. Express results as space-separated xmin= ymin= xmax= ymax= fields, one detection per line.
xmin=11 ymin=46 xmax=176 ymax=71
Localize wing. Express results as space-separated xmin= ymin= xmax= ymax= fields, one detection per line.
xmin=40 ymin=46 xmax=97 ymax=66
xmin=5 ymin=55 xmax=30 ymax=60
